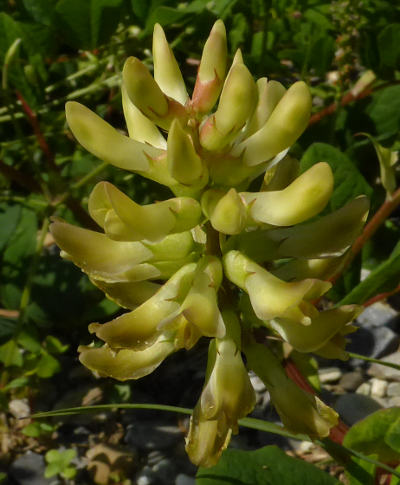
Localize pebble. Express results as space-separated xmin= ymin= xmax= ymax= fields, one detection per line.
xmin=339 ymin=371 xmax=364 ymax=391
xmin=9 ymin=399 xmax=30 ymax=419
xmin=318 ymin=367 xmax=342 ymax=384
xmin=136 ymin=466 xmax=156 ymax=485
xmin=152 ymin=458 xmax=176 ymax=483
xmin=368 ymin=352 xmax=400 ymax=381
xmin=387 ymin=382 xmax=400 ymax=397
xmin=356 ymin=382 xmax=371 ymax=395
xmin=357 ymin=302 xmax=399 ymax=328
xmin=388 ymin=396 xmax=400 ymax=407
xmin=370 ymin=378 xmax=388 ymax=398
xmin=9 ymin=451 xmax=52 ymax=485
xmin=249 ymin=371 xmax=266 ymax=393
xmin=176 ymin=474 xmax=195 ymax=485
xmin=125 ymin=422 xmax=182 ymax=451
xmin=335 ymin=393 xmax=383 ymax=425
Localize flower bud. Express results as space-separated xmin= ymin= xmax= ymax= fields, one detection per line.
xmin=241 ymin=162 xmax=334 ymax=226
xmin=167 ymin=119 xmax=206 ymax=185
xmin=191 ymin=20 xmax=227 ymax=114
xmin=269 ymin=195 xmax=370 ymax=258
xmin=245 ymin=78 xmax=286 ymax=137
xmin=50 ymin=220 xmax=159 ymax=283
xmin=66 ymin=101 xmax=162 ymax=172
xmin=261 ymin=155 xmax=299 ymax=191
xmin=186 ymin=312 xmax=255 ymax=467
xmin=123 ymin=57 xmax=186 ymax=130
xmin=90 ymin=278 xmax=160 ymax=310
xmin=88 ymin=182 xmax=202 ymax=242
xmin=273 ymin=257 xmax=345 ymax=281
xmin=269 ymin=305 xmax=362 ymax=353
xmin=152 ymin=23 xmax=188 ymax=105
xmin=245 ymin=341 xmax=338 ymax=438
xmin=79 ymin=336 xmax=175 ymax=381
xmin=233 ymin=81 xmax=312 ymax=166
xmin=223 ymin=250 xmax=330 ymax=323
xmin=207 ymin=188 xmax=247 ymax=235
xmin=121 ymin=83 xmax=167 ymax=148
xmin=314 ymin=324 xmax=357 ymax=361
xmin=180 ymin=257 xmax=225 ymax=338
xmin=200 ymin=63 xmax=257 ymax=151
xmin=89 ymin=262 xmax=197 ymax=349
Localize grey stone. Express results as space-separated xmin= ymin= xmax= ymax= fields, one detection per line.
xmin=357 ymin=302 xmax=398 ymax=328
xmin=347 ymin=303 xmax=400 ymax=364
xmin=370 ymin=378 xmax=388 ymax=398
xmin=387 ymin=382 xmax=400 ymax=397
xmin=356 ymin=382 xmax=371 ymax=395
xmin=368 ymin=352 xmax=400 ymax=381
xmin=136 ymin=466 xmax=156 ymax=485
xmin=335 ymin=393 xmax=383 ymax=426
xmin=318 ymin=367 xmax=342 ymax=384
xmin=339 ymin=371 xmax=364 ymax=391
xmin=9 ymin=452 xmax=52 ymax=485
xmin=388 ymin=396 xmax=400 ymax=407
xmin=125 ymin=422 xmax=182 ymax=451
xmin=8 ymin=399 xmax=30 ymax=419
xmin=175 ymin=474 xmax=195 ymax=485
xmin=152 ymin=458 xmax=176 ymax=484
xmin=249 ymin=371 xmax=266 ymax=393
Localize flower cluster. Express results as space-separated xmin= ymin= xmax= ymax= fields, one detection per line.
xmin=51 ymin=20 xmax=369 ymax=467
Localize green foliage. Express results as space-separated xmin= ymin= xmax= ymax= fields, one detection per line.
xmin=44 ymin=448 xmax=77 ymax=479
xmin=0 ymin=0 xmax=399 ymax=482
xmin=344 ymin=408 xmax=400 ymax=463
xmin=196 ymin=446 xmax=341 ymax=484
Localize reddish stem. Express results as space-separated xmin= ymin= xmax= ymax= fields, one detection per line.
xmin=330 ymin=186 xmax=400 ymax=286
xmin=16 ymin=91 xmax=58 ymax=173
xmin=309 ymin=88 xmax=372 ymax=126
xmin=284 ymin=359 xmax=348 ymax=444
xmin=0 ymin=159 xmax=41 ymax=192
xmin=363 ymin=284 xmax=400 ymax=307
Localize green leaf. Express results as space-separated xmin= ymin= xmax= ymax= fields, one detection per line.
xmin=358 ymin=133 xmax=398 ymax=195
xmin=35 ymin=351 xmax=61 ymax=378
xmin=390 ymin=465 xmax=400 ymax=485
xmin=44 ymin=335 xmax=68 ymax=354
xmin=300 ymin=143 xmax=373 ymax=211
xmin=130 ymin=0 xmax=149 ymax=22
xmin=2 ymin=207 xmax=37 ymax=266
xmin=367 ymin=85 xmax=400 ymax=137
xmin=0 ymin=204 xmax=21 ymax=252
xmin=340 ymin=240 xmax=400 ymax=304
xmin=44 ymin=462 xmax=59 ymax=478
xmin=22 ymin=421 xmax=54 ymax=437
xmin=62 ymin=467 xmax=77 ymax=479
xmin=16 ymin=328 xmax=41 ymax=353
xmin=22 ymin=0 xmax=56 ymax=26
xmin=0 ymin=317 xmax=17 ymax=339
xmin=4 ymin=376 xmax=29 ymax=391
xmin=386 ymin=418 xmax=400 ymax=454
xmin=345 ymin=454 xmax=377 ymax=485
xmin=0 ymin=340 xmax=23 ymax=367
xmin=343 ymin=408 xmax=400 ymax=463
xmin=378 ymin=23 xmax=400 ymax=69
xmin=196 ymin=446 xmax=341 ymax=485
xmin=54 ymin=0 xmax=124 ymax=49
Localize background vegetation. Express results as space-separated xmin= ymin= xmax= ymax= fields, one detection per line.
xmin=0 ymin=0 xmax=400 ymax=483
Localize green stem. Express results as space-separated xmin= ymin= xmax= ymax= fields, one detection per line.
xmin=348 ymin=352 xmax=400 ymax=371
xmin=2 ymin=38 xmax=21 ymax=90
xmin=29 ymin=402 xmax=400 ymax=479
xmin=54 ymin=161 xmax=109 ymax=208
xmin=16 ymin=216 xmax=50 ymax=328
